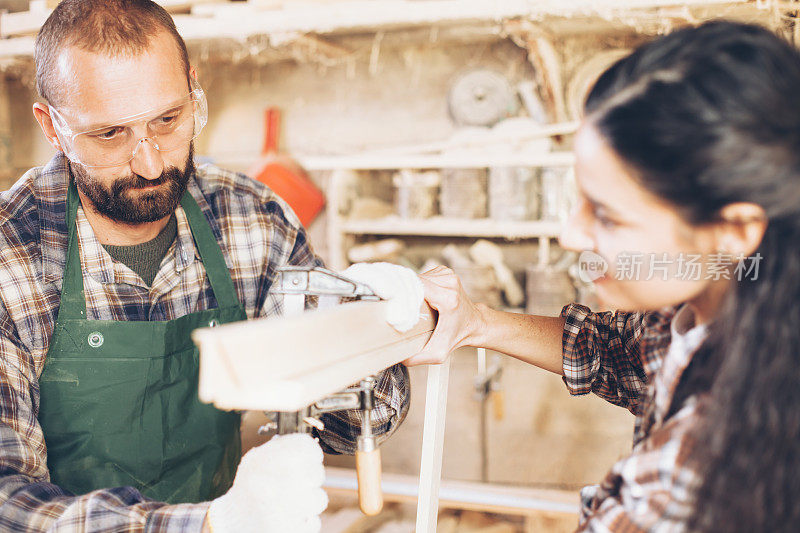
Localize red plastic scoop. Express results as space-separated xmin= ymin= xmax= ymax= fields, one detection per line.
xmin=247 ymin=108 xmax=325 ymax=227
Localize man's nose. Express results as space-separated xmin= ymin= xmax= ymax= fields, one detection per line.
xmin=129 ymin=138 xmax=164 ymax=180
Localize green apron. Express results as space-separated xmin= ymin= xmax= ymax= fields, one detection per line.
xmin=38 ymin=182 xmax=245 ymax=504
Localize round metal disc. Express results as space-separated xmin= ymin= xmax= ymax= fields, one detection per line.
xmin=448 ymin=69 xmax=519 ymax=127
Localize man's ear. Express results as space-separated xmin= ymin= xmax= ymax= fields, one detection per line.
xmin=32 ymin=103 xmax=63 ymax=152
xmin=189 ymin=65 xmax=198 ymax=83
xmin=713 ymin=202 xmax=767 ymax=257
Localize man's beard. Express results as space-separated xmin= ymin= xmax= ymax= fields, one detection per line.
xmin=71 ymin=145 xmax=195 ymax=224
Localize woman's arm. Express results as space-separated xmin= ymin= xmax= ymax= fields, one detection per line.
xmin=412 ymin=266 xmax=650 ymax=413
xmin=472 ymin=306 xmax=566 ymax=374
xmin=406 ymin=266 xmax=564 ymax=373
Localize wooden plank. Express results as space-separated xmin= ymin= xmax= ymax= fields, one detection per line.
xmin=339 ymin=217 xmax=563 ymax=239
xmin=0 ymin=0 xmax=757 ymax=58
xmin=181 ymin=0 xmax=750 ymax=38
xmin=211 ymin=144 xmax=576 ymax=175
xmin=324 ymin=467 xmax=580 ymax=516
xmin=359 ymin=121 xmax=579 ymax=157
xmin=296 ymin=151 xmax=576 ymax=171
xmin=416 ymin=358 xmax=451 ymax=533
xmin=0 ymin=35 xmax=34 ymax=57
xmin=0 ymin=8 xmax=47 ymax=38
xmin=179 ymin=0 xmax=755 ymax=43
xmin=192 ymin=300 xmax=434 ymax=411
xmin=326 ymin=170 xmax=354 ymax=271
xmin=0 ymin=1 xmax=229 ymax=38
xmin=159 ymin=0 xmax=224 ymax=14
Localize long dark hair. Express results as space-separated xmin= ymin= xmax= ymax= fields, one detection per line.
xmin=585 ymin=21 xmax=800 ymax=531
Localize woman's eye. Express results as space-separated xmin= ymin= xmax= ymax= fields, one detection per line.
xmin=595 ymin=210 xmax=618 ymax=228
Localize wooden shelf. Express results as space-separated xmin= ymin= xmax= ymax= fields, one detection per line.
xmin=299 ymin=151 xmax=576 ymax=171
xmin=0 ymin=0 xmax=752 ymax=58
xmin=339 ymin=216 xmax=562 ymax=239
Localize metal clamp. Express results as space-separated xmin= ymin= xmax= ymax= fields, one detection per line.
xmin=274 ymin=266 xmax=379 ymax=299
xmin=258 ymin=376 xmax=380 ymax=436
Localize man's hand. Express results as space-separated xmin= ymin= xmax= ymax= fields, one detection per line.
xmin=343 ymin=262 xmax=424 ymax=333
xmin=345 ymin=263 xmax=489 ymax=367
xmin=207 ymin=433 xmax=328 ymax=533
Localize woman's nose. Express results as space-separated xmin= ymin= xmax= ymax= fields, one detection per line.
xmin=559 ymin=201 xmax=595 ymax=252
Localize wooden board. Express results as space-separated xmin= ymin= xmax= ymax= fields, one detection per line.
xmin=0 ymin=0 xmax=760 ymax=58
xmin=192 ymin=300 xmax=434 ymax=411
xmin=0 ymin=0 xmax=223 ymax=38
xmin=0 ymin=8 xmax=47 ymax=38
xmin=416 ymin=359 xmax=451 ymax=532
xmin=324 ymin=467 xmax=579 ymax=515
xmin=339 ymin=217 xmax=562 ymax=239
xmin=296 ymin=151 xmax=576 ymax=171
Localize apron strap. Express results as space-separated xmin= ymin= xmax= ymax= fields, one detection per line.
xmin=57 ymin=180 xmax=242 ymax=321
xmin=179 ymin=191 xmax=240 ymax=310
xmin=56 ymin=182 xmax=87 ymax=320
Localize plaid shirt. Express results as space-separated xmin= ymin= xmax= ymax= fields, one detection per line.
xmin=0 ymin=154 xmax=409 ymax=532
xmin=561 ymin=302 xmax=708 ymax=532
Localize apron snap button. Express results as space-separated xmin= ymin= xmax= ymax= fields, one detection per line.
xmin=88 ymin=332 xmax=104 ymax=348
xmin=208 ymin=319 xmax=219 ymax=327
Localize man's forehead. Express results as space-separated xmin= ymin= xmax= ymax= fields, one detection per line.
xmin=51 ymin=33 xmax=187 ymax=125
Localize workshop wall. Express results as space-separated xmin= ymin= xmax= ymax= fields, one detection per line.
xmin=198 ymin=40 xmax=533 ymax=165
xmin=190 ymin=35 xmax=637 ymax=488
xmin=195 ymin=37 xmax=540 ymax=261
xmin=0 ymin=27 xmax=635 ymax=489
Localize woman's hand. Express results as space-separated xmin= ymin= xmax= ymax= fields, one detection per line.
xmin=405 ymin=265 xmax=489 ymax=366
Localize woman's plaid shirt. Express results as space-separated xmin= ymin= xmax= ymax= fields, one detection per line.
xmin=561 ymin=302 xmax=706 ymax=532
xmin=0 ymin=154 xmax=409 ymax=532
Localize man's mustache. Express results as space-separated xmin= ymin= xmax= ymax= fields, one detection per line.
xmin=111 ymin=170 xmax=178 ymax=193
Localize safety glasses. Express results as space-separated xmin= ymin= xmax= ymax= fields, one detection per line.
xmin=49 ymin=78 xmax=208 ymax=168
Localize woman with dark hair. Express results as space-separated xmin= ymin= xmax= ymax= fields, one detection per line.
xmin=413 ymin=20 xmax=800 ymax=531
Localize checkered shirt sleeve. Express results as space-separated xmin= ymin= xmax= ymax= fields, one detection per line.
xmin=561 ymin=303 xmax=701 ymax=532
xmin=561 ymin=303 xmax=649 ymax=414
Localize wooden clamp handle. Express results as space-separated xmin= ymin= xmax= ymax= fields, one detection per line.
xmin=356 ymin=448 xmax=383 ymax=515
xmin=491 ymin=389 xmax=505 ymax=420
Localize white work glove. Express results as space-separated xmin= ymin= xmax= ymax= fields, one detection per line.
xmin=207 ymin=433 xmax=328 ymax=533
xmin=343 ymin=262 xmax=425 ymax=333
